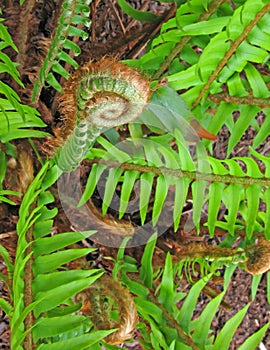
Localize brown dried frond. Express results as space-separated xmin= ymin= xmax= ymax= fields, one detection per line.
xmin=4 ymin=142 xmax=34 ymax=204
xmin=86 ymin=199 xmax=135 ymax=237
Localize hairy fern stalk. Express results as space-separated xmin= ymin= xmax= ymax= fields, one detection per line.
xmin=0 ymin=0 xmax=270 ymax=349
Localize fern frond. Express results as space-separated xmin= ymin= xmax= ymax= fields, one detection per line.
xmin=77 ymin=87 xmax=269 ymax=239
xmin=117 ymin=0 xmax=160 ymax=22
xmin=162 ymin=0 xmax=270 ymax=103
xmin=0 ymin=98 xmax=49 ymax=142
xmin=118 ymin=236 xmax=269 ymax=349
xmin=0 ymin=18 xmax=22 ymax=86
xmin=125 ymin=0 xmax=270 ymax=156
xmin=0 ymin=20 xmax=48 ymax=141
xmin=31 ymin=0 xmax=92 ymax=102
xmin=9 ymin=162 xmax=113 ymax=349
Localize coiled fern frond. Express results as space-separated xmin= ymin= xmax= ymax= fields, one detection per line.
xmin=48 ymin=58 xmax=151 ymax=172
xmin=75 ymin=274 xmax=138 ymax=345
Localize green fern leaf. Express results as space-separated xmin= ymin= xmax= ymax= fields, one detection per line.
xmin=173 ymin=177 xmax=190 ymax=231
xmin=212 ymin=303 xmax=250 ymax=350
xmin=207 ymin=182 xmax=226 ymax=237
xmin=78 ymin=163 xmax=107 ymax=207
xmin=176 ymin=276 xmax=210 ymax=332
xmin=191 ymin=291 xmax=225 ymax=347
xmin=102 ymin=168 xmax=124 ymax=216
xmin=0 ymin=297 xmax=13 ymax=317
xmin=33 ymin=275 xmax=102 ymax=317
xmin=33 ymin=248 xmax=94 ymax=275
xmin=119 ymin=170 xmax=140 ymax=219
xmin=227 ymin=105 xmax=260 ymax=156
xmin=33 ymin=231 xmax=95 ymax=256
xmin=36 ymin=330 xmax=115 ymax=350
xmin=244 ymin=63 xmax=270 ymax=98
xmin=238 ymin=322 xmax=270 ymax=350
xmin=139 ymin=233 xmax=157 ymax=288
xmin=245 ymin=184 xmax=261 ymax=238
xmin=152 ymin=175 xmax=170 ymax=225
xmin=117 ymin=0 xmax=160 ymax=22
xmin=32 ymin=315 xmax=86 ymax=343
xmin=158 ymin=253 xmax=175 ymax=314
xmin=31 ymin=0 xmax=91 ymax=102
xmin=139 ymin=172 xmax=155 ymax=225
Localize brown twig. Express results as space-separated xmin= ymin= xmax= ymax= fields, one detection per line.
xmin=90 ymin=0 xmax=101 ymax=44
xmin=108 ymin=0 xmax=126 ymax=35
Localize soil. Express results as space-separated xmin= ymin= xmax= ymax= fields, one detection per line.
xmin=0 ymin=1 xmax=270 ymax=349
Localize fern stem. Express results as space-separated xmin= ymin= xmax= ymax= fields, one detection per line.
xmin=174 ymin=244 xmax=243 ymax=260
xmin=192 ymin=2 xmax=270 ymax=109
xmin=23 ymin=203 xmax=36 ymax=350
xmin=208 ymin=92 xmax=270 ymax=108
xmin=150 ymin=293 xmax=199 ymax=350
xmin=87 ymin=159 xmax=270 ymax=187
xmin=152 ymin=0 xmax=226 ymax=80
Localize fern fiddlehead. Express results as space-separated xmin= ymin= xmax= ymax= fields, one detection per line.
xmin=50 ymin=59 xmax=151 ymax=172
xmin=75 ymin=274 xmax=138 ymax=345
xmin=244 ymin=237 xmax=270 ymax=275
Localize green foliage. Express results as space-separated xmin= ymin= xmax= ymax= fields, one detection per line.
xmin=8 ymin=162 xmax=113 ymax=349
xmin=117 ymin=0 xmax=160 ymax=22
xmin=0 ymin=19 xmax=48 ymax=142
xmin=31 ymin=0 xmax=92 ymax=102
xmin=81 ymin=86 xmax=269 ymax=239
xmin=125 ymin=0 xmax=270 ymax=152
xmin=0 ymin=1 xmax=270 ymax=349
xmin=0 ymin=98 xmax=49 ymax=142
xmin=118 ymin=235 xmax=270 ymax=349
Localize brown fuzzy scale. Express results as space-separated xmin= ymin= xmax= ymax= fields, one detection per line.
xmin=45 ymin=58 xmax=151 ymax=156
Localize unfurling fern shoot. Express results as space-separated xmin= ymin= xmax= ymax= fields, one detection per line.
xmin=74 ymin=275 xmax=138 ymax=345
xmin=50 ymin=59 xmax=151 ymax=172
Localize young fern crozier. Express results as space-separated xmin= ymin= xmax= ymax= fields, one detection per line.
xmin=49 ymin=59 xmax=151 ymax=172
xmin=244 ymin=237 xmax=270 ymax=275
xmin=75 ymin=275 xmax=138 ymax=345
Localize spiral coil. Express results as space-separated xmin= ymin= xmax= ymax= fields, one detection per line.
xmin=52 ymin=59 xmax=151 ymax=172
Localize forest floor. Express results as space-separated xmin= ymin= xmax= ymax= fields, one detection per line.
xmin=0 ymin=1 xmax=270 ymax=349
